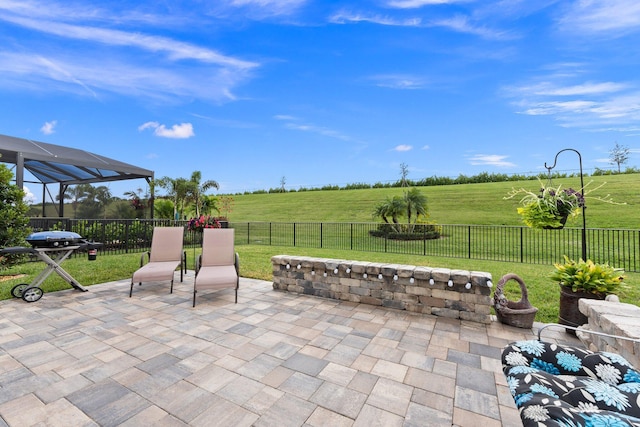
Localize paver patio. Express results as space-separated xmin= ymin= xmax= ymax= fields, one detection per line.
xmin=0 ymin=274 xmax=581 ymax=426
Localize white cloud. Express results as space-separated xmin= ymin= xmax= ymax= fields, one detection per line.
xmin=22 ymin=185 xmax=36 ymax=204
xmin=0 ymin=3 xmax=258 ymax=102
xmin=370 ymin=74 xmax=427 ymax=90
xmin=468 ymin=154 xmax=516 ymax=167
xmin=429 ymin=15 xmax=511 ymax=40
xmin=1 ymin=14 xmax=256 ymax=69
xmin=521 ymin=100 xmax=598 ymax=116
xmin=520 ymin=94 xmax=640 ymax=126
xmin=0 ymin=50 xmax=246 ymax=102
xmin=559 ymin=0 xmax=640 ymax=34
xmin=523 ymin=81 xmax=627 ymax=97
xmin=330 ymin=9 xmax=508 ymax=40
xmin=139 ymin=121 xmax=195 ymax=139
xmin=40 ymin=120 xmax=57 ymax=135
xmin=387 ymin=0 xmax=472 ymax=8
xmin=506 ymin=71 xmax=640 ymax=132
xmin=228 ymin=0 xmax=307 ymax=17
xmin=274 ymin=114 xmax=297 ymax=120
xmin=138 ymin=121 xmax=160 ymax=131
xmin=422 ymin=145 xmax=430 ymax=150
xmin=276 ymin=115 xmax=352 ymax=141
xmin=394 ymin=144 xmax=413 ymax=151
xmin=283 ymin=122 xmax=351 ymax=141
xmin=329 ymin=11 xmax=421 ymax=26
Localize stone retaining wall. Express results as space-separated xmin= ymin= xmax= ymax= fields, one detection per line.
xmin=578 ymin=299 xmax=640 ymax=367
xmin=271 ymin=255 xmax=494 ymax=324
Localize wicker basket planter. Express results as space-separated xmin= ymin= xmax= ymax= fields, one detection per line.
xmin=493 ymin=273 xmax=538 ymax=329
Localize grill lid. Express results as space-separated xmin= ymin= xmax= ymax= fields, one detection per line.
xmin=26 ymin=231 xmax=83 ymax=248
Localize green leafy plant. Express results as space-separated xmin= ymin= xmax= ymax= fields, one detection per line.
xmin=550 ymin=255 xmax=625 ymax=296
xmin=504 ymin=179 xmax=621 ymax=229
xmin=0 ymin=165 xmax=31 ymax=269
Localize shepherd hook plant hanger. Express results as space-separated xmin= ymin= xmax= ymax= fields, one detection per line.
xmin=544 ymin=148 xmax=587 ymax=261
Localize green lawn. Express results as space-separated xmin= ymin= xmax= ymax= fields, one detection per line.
xmin=3 ymin=174 xmax=639 ymax=324
xmin=2 ymin=245 xmax=639 ymax=324
xmin=229 ymin=174 xmax=640 ymax=229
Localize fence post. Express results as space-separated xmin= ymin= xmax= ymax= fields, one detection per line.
xmin=520 ymin=227 xmax=524 ymax=263
xmin=423 ymin=227 xmax=426 ymax=256
xmin=350 ymin=223 xmax=353 ymax=250
xmin=125 ymin=221 xmax=130 ymax=254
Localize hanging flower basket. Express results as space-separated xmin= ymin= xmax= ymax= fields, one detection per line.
xmin=543 ymin=213 xmax=569 ymax=230
xmin=504 ymin=179 xmax=622 ymax=230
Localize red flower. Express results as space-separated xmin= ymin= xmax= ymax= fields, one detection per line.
xmin=187 ymin=215 xmax=221 ymax=232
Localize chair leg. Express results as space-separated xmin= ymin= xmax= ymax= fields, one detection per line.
xmin=193 ymin=289 xmax=197 ymax=307
xmin=180 ymin=252 xmax=186 ymax=282
xmin=235 ymin=287 xmax=238 ymax=303
xmin=129 ymin=281 xmax=134 ymax=297
xmin=170 ymin=279 xmax=174 ymax=293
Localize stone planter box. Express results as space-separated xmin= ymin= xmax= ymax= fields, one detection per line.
xmin=271 ymin=255 xmax=494 ymax=324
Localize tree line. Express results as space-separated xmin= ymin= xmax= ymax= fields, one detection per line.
xmin=248 ymin=166 xmax=640 ymax=195
xmin=32 ymin=170 xmax=228 ymax=221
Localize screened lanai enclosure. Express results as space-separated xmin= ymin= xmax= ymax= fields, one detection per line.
xmin=0 ymin=133 xmax=154 ymax=217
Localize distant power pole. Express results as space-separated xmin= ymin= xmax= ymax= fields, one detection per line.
xmin=280 ymin=176 xmax=286 ymax=192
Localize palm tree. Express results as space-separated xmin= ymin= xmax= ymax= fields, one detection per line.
xmin=156 ymin=176 xmax=190 ymax=220
xmin=200 ymin=194 xmax=220 ymax=216
xmin=153 ymin=199 xmax=175 ymax=219
xmin=373 ymin=195 xmax=405 ymax=232
xmin=62 ymin=184 xmax=91 ymax=218
xmin=94 ymin=186 xmax=112 ymax=219
xmin=187 ymin=171 xmax=219 ymax=217
xmin=404 ymin=188 xmax=427 ymax=231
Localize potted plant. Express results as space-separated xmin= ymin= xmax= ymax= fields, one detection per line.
xmin=504 ymin=179 xmax=620 ymax=229
xmin=550 ymin=255 xmax=626 ymax=333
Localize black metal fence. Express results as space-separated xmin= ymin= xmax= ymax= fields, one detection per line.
xmin=28 ymin=218 xmax=640 ymax=272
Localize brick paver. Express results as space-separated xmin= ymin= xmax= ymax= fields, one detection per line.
xmin=0 ymin=275 xmax=581 ymax=426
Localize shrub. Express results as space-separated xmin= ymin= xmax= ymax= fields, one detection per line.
xmin=369 ymin=222 xmax=441 ymax=240
xmin=0 ymin=165 xmax=31 ymax=269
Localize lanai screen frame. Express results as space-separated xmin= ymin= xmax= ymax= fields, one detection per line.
xmin=0 ymin=133 xmax=154 ymax=218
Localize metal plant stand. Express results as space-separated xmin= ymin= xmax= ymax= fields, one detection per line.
xmin=544 ymin=148 xmax=588 ymax=261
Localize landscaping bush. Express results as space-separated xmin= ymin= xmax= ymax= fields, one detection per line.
xmin=369 ymin=223 xmax=441 ymax=240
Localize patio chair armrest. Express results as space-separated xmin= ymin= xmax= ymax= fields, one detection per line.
xmin=139 ymin=251 xmax=150 ymax=267
xmin=195 ymin=254 xmax=202 ymax=274
xmin=235 ymin=252 xmax=240 ymax=275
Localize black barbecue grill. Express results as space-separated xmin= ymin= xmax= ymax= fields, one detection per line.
xmin=1 ymin=231 xmax=102 ymax=302
xmin=26 ymin=231 xmax=83 ymax=248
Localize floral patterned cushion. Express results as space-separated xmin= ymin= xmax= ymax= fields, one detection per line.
xmin=502 ymin=340 xmax=640 ymax=426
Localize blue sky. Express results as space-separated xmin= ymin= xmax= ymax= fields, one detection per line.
xmin=1 ymin=0 xmax=640 ymax=199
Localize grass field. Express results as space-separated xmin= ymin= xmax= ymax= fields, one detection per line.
xmin=1 ymin=245 xmax=639 ymax=324
xmin=2 ymin=174 xmax=639 ymax=323
xmin=228 ymin=174 xmax=640 ymax=229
